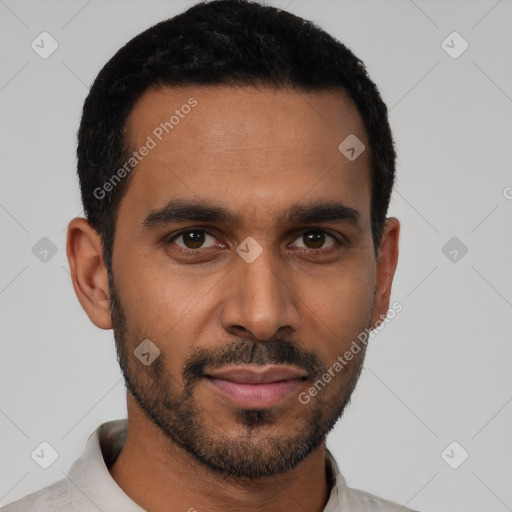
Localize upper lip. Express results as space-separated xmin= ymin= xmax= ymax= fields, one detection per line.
xmin=205 ymin=364 xmax=307 ymax=384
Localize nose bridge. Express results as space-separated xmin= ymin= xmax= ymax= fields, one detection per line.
xmin=221 ymin=244 xmax=300 ymax=340
xmin=241 ymin=251 xmax=282 ymax=308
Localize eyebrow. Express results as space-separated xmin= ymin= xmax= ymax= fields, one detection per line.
xmin=142 ymin=198 xmax=360 ymax=230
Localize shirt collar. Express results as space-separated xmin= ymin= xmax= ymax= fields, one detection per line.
xmin=68 ymin=419 xmax=349 ymax=512
xmin=67 ymin=419 xmax=143 ymax=511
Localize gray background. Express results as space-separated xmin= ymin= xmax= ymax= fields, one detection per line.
xmin=1 ymin=1 xmax=511 ymax=511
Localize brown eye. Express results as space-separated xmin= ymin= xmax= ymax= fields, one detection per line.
xmin=303 ymin=231 xmax=325 ymax=249
xmin=293 ymin=230 xmax=337 ymax=250
xmin=170 ymin=229 xmax=217 ymax=250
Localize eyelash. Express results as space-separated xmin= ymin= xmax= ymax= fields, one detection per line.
xmin=166 ymin=228 xmax=345 ymax=255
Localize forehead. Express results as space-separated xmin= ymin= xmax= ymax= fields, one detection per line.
xmin=120 ymin=84 xmax=372 ymax=227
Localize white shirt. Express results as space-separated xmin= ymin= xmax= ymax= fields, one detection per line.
xmin=1 ymin=419 xmax=419 ymax=511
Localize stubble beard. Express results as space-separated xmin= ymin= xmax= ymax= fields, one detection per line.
xmin=109 ymin=278 xmax=367 ymax=479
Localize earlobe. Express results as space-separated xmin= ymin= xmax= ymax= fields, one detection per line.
xmin=66 ymin=217 xmax=113 ymax=330
xmin=370 ymin=217 xmax=400 ymax=327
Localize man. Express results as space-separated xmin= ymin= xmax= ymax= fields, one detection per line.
xmin=2 ymin=0 xmax=416 ymax=510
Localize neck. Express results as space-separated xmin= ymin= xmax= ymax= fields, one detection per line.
xmin=108 ymin=397 xmax=332 ymax=512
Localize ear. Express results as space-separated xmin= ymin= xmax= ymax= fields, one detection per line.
xmin=370 ymin=217 xmax=400 ymax=327
xmin=66 ymin=217 xmax=113 ymax=329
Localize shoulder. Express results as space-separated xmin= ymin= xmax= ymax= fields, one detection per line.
xmin=344 ymin=485 xmax=420 ymax=511
xmin=326 ymin=450 xmax=422 ymax=512
xmin=0 ymin=477 xmax=69 ymax=512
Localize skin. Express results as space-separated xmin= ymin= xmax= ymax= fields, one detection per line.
xmin=66 ymin=85 xmax=400 ymax=512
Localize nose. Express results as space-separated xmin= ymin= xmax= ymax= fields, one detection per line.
xmin=220 ymin=249 xmax=301 ymax=341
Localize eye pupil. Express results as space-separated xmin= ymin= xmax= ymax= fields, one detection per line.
xmin=304 ymin=230 xmax=325 ymax=249
xmin=184 ymin=230 xmax=205 ymax=248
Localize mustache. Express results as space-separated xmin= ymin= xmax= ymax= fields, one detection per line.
xmin=182 ymin=338 xmax=325 ymax=382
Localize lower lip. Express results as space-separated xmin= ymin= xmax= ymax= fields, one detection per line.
xmin=205 ymin=377 xmax=303 ymax=408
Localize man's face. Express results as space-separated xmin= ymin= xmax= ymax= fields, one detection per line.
xmin=109 ymin=85 xmax=379 ymax=478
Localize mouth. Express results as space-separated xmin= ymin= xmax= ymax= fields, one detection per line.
xmin=203 ymin=364 xmax=308 ymax=409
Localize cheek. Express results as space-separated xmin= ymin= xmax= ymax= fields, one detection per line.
xmin=112 ymin=253 xmax=222 ymax=367
xmin=114 ymin=247 xmax=186 ymax=320
xmin=299 ymin=259 xmax=375 ymax=361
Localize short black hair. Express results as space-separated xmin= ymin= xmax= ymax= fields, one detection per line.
xmin=77 ymin=0 xmax=396 ymax=276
